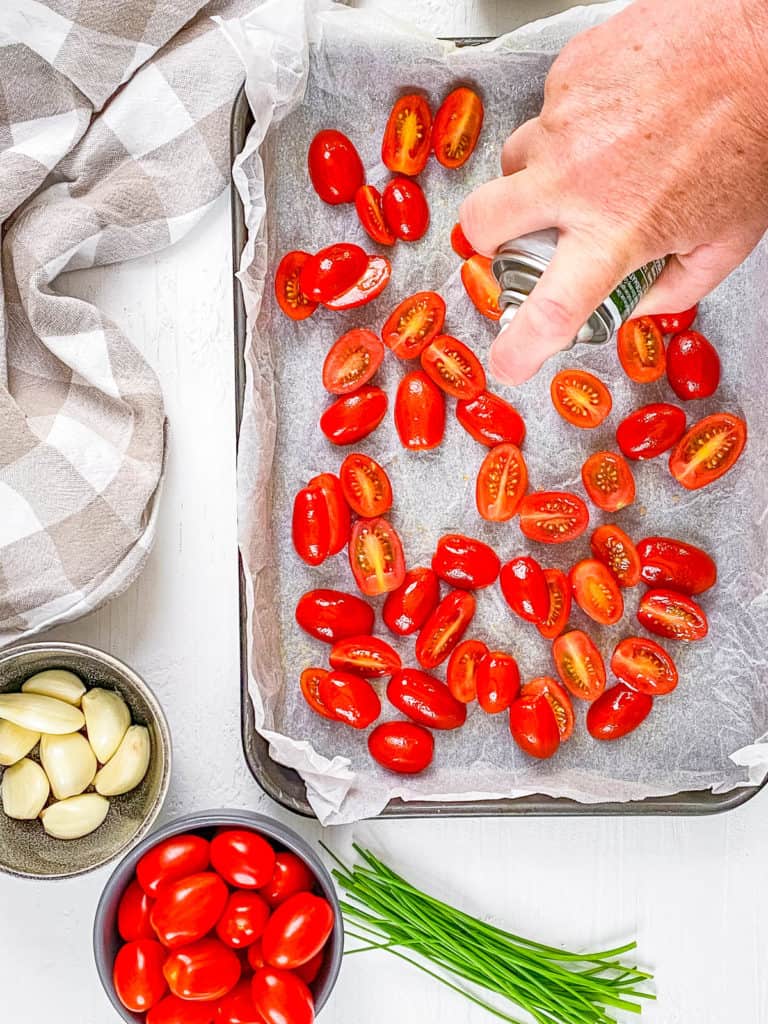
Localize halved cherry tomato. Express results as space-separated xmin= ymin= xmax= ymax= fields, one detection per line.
xmin=500 ymin=556 xmax=549 ymax=623
xmin=306 ymin=473 xmax=350 ymax=556
xmin=318 ymin=670 xmax=381 ymax=728
xmin=669 ymin=412 xmax=747 ymax=490
xmin=387 ymin=668 xmax=467 ymax=729
xmin=329 ymin=634 xmax=401 ymax=677
xmin=432 ymin=533 xmax=500 ymax=590
xmin=415 ymin=589 xmax=476 ymax=669
xmin=300 ymin=668 xmax=336 ymax=720
xmin=383 ymin=566 xmax=440 ymax=636
xmin=456 ymin=391 xmax=525 ymax=448
xmin=381 ymin=291 xmax=446 ymax=359
xmin=211 ymin=831 xmax=276 ymax=889
xmin=163 ymin=939 xmax=241 ymax=1002
xmin=536 ymin=569 xmax=571 ymax=640
xmin=323 ymin=256 xmax=391 ymax=310
xmin=137 ymin=835 xmax=210 ymax=899
xmin=617 ymin=316 xmax=666 ymax=383
xmin=262 ymin=892 xmax=334 ymax=970
xmin=395 ymin=371 xmax=445 ymax=451
xmin=322 ymin=329 xmax=384 ymax=396
xmin=637 ymin=536 xmax=717 ymax=595
xmin=295 ymin=589 xmax=374 ymax=642
xmin=300 ymin=243 xmax=368 ymax=304
xmin=381 ymin=93 xmax=432 ymax=176
xmin=320 ymin=386 xmax=388 ymax=446
xmin=652 ymin=305 xmax=697 ymax=334
xmin=118 ymin=879 xmax=155 ymax=942
xmin=477 ymin=651 xmax=520 ymax=714
xmin=261 ymin=853 xmax=316 ymax=909
xmin=611 ymin=637 xmax=679 ymax=695
xmin=421 ymin=334 xmax=485 ymax=400
xmin=349 ymin=517 xmax=406 ymax=597
xmin=114 ymin=939 xmax=168 ymax=1012
xmin=461 ymin=255 xmax=501 ymax=320
xmin=354 ymin=185 xmax=396 ymax=246
xmin=550 ymin=370 xmax=612 ymax=428
xmin=274 ymin=251 xmax=317 ymax=321
xmin=146 ymin=994 xmax=216 ymax=1024
xmin=216 ymin=891 xmax=271 ymax=949
xmin=432 ymin=87 xmax=484 ymax=169
xmin=446 ymin=639 xmax=488 ymax=703
xmin=382 ymin=177 xmax=429 ymax=242
xmin=616 ymin=403 xmax=686 ymax=460
xmin=590 ymin=524 xmax=641 ymax=588
xmin=581 ymin=451 xmax=635 ymax=512
xmin=570 ymin=559 xmax=624 ymax=626
xmin=251 ymin=969 xmax=314 ymax=1024
xmin=150 ymin=872 xmax=229 ymax=948
xmin=519 ymin=492 xmax=589 ymax=544
xmin=340 ymin=453 xmax=392 ymax=517
xmin=520 ymin=677 xmax=574 ymax=742
xmin=476 ymin=442 xmax=528 ymax=522
xmin=368 ymin=721 xmax=434 ymax=774
xmin=509 ymin=695 xmax=560 ymax=759
xmin=450 ymin=222 xmax=475 ymax=259
xmin=637 ymin=589 xmax=708 ymax=641
xmin=552 ymin=630 xmax=606 ymax=702
xmin=666 ymin=330 xmax=720 ymax=401
xmin=587 ymin=683 xmax=653 ymax=741
xmin=216 ymin=980 xmax=263 ymax=1024
xmin=308 ymin=129 xmax=364 ymax=204
xmin=292 ymin=486 xmax=330 ymax=567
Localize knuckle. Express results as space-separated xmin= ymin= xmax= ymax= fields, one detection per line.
xmin=525 ymin=292 xmax=577 ymax=341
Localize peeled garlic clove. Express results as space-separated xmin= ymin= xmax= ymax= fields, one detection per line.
xmin=81 ymin=688 xmax=130 ymax=762
xmin=0 ymin=721 xmax=40 ymax=766
xmin=2 ymin=757 xmax=50 ymax=819
xmin=95 ymin=725 xmax=150 ymax=796
xmin=40 ymin=793 xmax=109 ymax=840
xmin=22 ymin=669 xmax=86 ymax=706
xmin=0 ymin=692 xmax=84 ymax=734
xmin=40 ymin=732 xmax=97 ymax=800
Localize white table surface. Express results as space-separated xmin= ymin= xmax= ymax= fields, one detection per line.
xmin=2 ymin=2 xmax=767 ymax=1022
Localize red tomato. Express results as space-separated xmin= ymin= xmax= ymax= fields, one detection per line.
xmin=519 ymin=491 xmax=589 ymax=545
xmin=536 ymin=569 xmax=571 ymax=640
xmin=381 ymin=291 xmax=446 ymax=359
xmin=387 ymin=668 xmax=467 ymax=730
xmin=251 ymin=969 xmax=314 ymax=1024
xmin=552 ymin=630 xmax=606 ymax=702
xmin=637 ymin=589 xmax=708 ymax=641
xmin=261 ymin=853 xmax=316 ymax=909
xmin=300 ymin=243 xmax=368 ymax=304
xmin=476 ymin=652 xmax=520 ymax=714
xmin=262 ymin=892 xmax=334 ymax=970
xmin=432 ymin=87 xmax=484 ymax=168
xmin=137 ymin=835 xmax=210 ymax=899
xmin=520 ymin=677 xmax=574 ymax=742
xmin=299 ymin=668 xmax=336 ymax=721
xmin=306 ymin=473 xmax=350 ymax=556
xmin=216 ymin=891 xmax=271 ymax=949
xmin=320 ymin=387 xmax=388 ymax=446
xmin=415 ymin=590 xmax=476 ymax=669
xmin=616 ymin=402 xmax=687 ymax=460
xmin=274 ymin=251 xmax=317 ymax=322
xmin=550 ymin=370 xmax=612 ymax=429
xmin=216 ymin=980 xmax=263 ymax=1024
xmin=461 ymin=255 xmax=501 ymax=320
xmin=329 ymin=635 xmax=401 ymax=678
xmin=637 ymin=536 xmax=717 ymax=595
xmin=210 ymin=831 xmax=276 ymax=890
xmin=446 ymin=639 xmax=488 ymax=703
xmin=292 ymin=486 xmax=330 ymax=567
xmin=450 ymin=222 xmax=475 ymax=259
xmin=381 ymin=94 xmax=432 ymax=176
xmin=456 ymin=391 xmax=526 ymax=448
xmin=617 ymin=316 xmax=666 ymax=383
xmin=368 ymin=721 xmax=434 ymax=774
xmin=295 ymin=589 xmax=374 ymax=643
xmin=323 ymin=256 xmax=391 ymax=310
xmin=669 ymin=412 xmax=747 ymax=490
xmin=150 ymin=872 xmax=229 ymax=948
xmin=590 ymin=524 xmax=641 ymax=588
xmin=113 ymin=939 xmax=168 ymax=1012
xmin=611 ymin=636 xmax=679 ymax=696
xmin=163 ymin=939 xmax=241 ymax=1002
xmin=307 ymin=129 xmax=364 ymax=205
xmin=339 ymin=453 xmax=392 ymax=517
xmin=382 ymin=177 xmax=429 ymax=242
xmin=509 ymin=695 xmax=560 ymax=759
xmin=653 ymin=306 xmax=697 ymax=334
xmin=318 ymin=670 xmax=381 ymax=729
xmin=295 ymin=951 xmax=324 ymax=986
xmin=383 ymin=566 xmax=440 ymax=636
xmin=476 ymin=443 xmax=528 ymax=522
xmin=322 ymin=329 xmax=384 ymax=396
xmin=587 ymin=683 xmax=653 ymax=741
xmin=570 ymin=559 xmax=624 ymax=626
xmin=354 ymin=185 xmax=396 ymax=246
xmin=499 ymin=556 xmax=549 ymax=623
xmin=348 ymin=517 xmax=406 ymax=597
xmin=581 ymin=451 xmax=636 ymax=512
xmin=118 ymin=879 xmax=155 ymax=942
xmin=395 ymin=370 xmax=446 ymax=451
xmin=432 ymin=533 xmax=500 ymax=590
xmin=666 ymin=330 xmax=721 ymax=401
xmin=147 ymin=994 xmax=216 ymax=1024
xmin=421 ymin=334 xmax=486 ymax=399
xmin=247 ymin=940 xmax=265 ymax=972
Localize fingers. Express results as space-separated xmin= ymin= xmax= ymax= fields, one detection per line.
xmin=459 ymin=169 xmax=556 ymax=256
xmin=500 ymin=118 xmax=540 ymax=175
xmin=633 ymin=244 xmax=743 ymax=317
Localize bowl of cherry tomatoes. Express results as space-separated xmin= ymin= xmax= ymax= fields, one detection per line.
xmin=93 ymin=809 xmax=342 ymax=1024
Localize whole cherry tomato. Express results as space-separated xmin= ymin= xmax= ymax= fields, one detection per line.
xmin=318 ymin=670 xmax=381 ymax=729
xmin=669 ymin=412 xmax=747 ymax=490
xmin=581 ymin=451 xmax=635 ymax=513
xmin=637 ymin=536 xmax=717 ymax=595
xmin=499 ymin=556 xmax=549 ymax=623
xmin=666 ymin=330 xmax=721 ymax=400
xmin=339 ymin=453 xmax=392 ymax=517
xmin=137 ymin=834 xmax=210 ymax=898
xmin=460 ymin=255 xmax=501 ymax=320
xmin=652 ymin=306 xmax=697 ymax=334
xmin=475 ymin=443 xmax=528 ymax=522
xmin=395 ymin=371 xmax=446 ymax=451
xmin=415 ymin=590 xmax=476 ymax=669
xmin=520 ymin=677 xmax=574 ymax=742
xmin=637 ymin=589 xmax=708 ymax=641
xmin=306 ymin=473 xmax=350 ymax=556
xmin=113 ymin=939 xmax=168 ymax=1012
xmin=382 ymin=177 xmax=429 ymax=241
xmin=519 ymin=492 xmax=589 ymax=544
xmin=307 ymin=129 xmax=364 ymax=204
xmin=322 ymin=256 xmax=391 ymax=310
xmin=216 ymin=980 xmax=263 ymax=1024
xmin=570 ymin=559 xmax=624 ymax=626
xmin=322 ymin=329 xmax=384 ymax=396
xmin=383 ymin=566 xmax=440 ymax=636
xmin=354 ymin=184 xmax=395 ymax=246
xmin=381 ymin=291 xmax=445 ymax=359
xmin=251 ymin=969 xmax=314 ymax=1024
xmin=329 ymin=635 xmax=401 ymax=678
xmin=387 ymin=668 xmax=467 ymax=730
xmin=261 ymin=853 xmax=316 ymax=909
xmin=552 ymin=630 xmax=606 ymax=702
xmin=216 ymin=891 xmax=271 ymax=949
xmin=118 ymin=879 xmax=155 ymax=942
xmin=456 ymin=391 xmax=526 ymax=448
xmin=369 ymin=721 xmax=436 ymax=775
xmin=536 ymin=569 xmax=571 ymax=641
xmin=150 ymin=872 xmax=229 ymax=948
xmin=611 ymin=637 xmax=679 ymax=696
xmin=432 ymin=533 xmax=500 ymax=590
xmin=210 ymin=830 xmax=276 ymax=889
xmin=247 ymin=940 xmax=265 ymax=972
xmin=381 ymin=94 xmax=432 ymax=176
xmin=147 ymin=994 xmax=216 ymax=1024
xmin=163 ymin=938 xmax=241 ymax=1002
xmin=446 ymin=639 xmax=488 ymax=703
xmin=450 ymin=222 xmax=476 ymax=259
xmin=295 ymin=951 xmax=324 ymax=985
xmin=292 ymin=486 xmax=330 ymax=567
xmin=432 ymin=87 xmax=483 ymax=168
xmin=616 ymin=403 xmax=686 ymax=460
xmin=262 ymin=892 xmax=334 ymax=969
xmin=421 ymin=334 xmax=486 ymax=399
xmin=299 ymin=668 xmax=336 ymax=720
xmin=300 ymin=243 xmax=368 ymax=304
xmin=320 ymin=387 xmax=388 ymax=446
xmin=274 ymin=251 xmax=317 ymax=322
xmin=348 ymin=517 xmax=406 ymax=597
xmin=476 ymin=651 xmax=520 ymax=714
xmin=509 ymin=695 xmax=560 ymax=759
xmin=617 ymin=316 xmax=666 ymax=383
xmin=590 ymin=524 xmax=641 ymax=588
xmin=295 ymin=589 xmax=374 ymax=643
xmin=550 ymin=369 xmax=612 ymax=428
xmin=587 ymin=683 xmax=653 ymax=741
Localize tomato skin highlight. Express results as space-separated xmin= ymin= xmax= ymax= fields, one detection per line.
xmin=295 ymin=589 xmax=374 ymax=643
xmin=450 ymin=222 xmax=476 ymax=259
xmin=668 ymin=412 xmax=747 ymax=490
xmin=306 ymin=473 xmax=350 ymax=556
xmin=581 ymin=451 xmax=635 ymax=512
xmin=299 ymin=668 xmax=335 ymax=720
xmin=118 ymin=879 xmax=155 ymax=942
xmin=261 ymin=853 xmax=317 ymax=909
xmin=137 ymin=835 xmax=210 ymax=899
xmin=666 ymin=330 xmax=721 ymax=401
xmin=415 ymin=589 xmax=476 ymax=669
xmin=292 ymin=486 xmax=330 ymax=567
xmin=550 ymin=370 xmax=612 ymax=429
xmin=320 ymin=386 xmax=388 ymax=446
xmin=211 ymin=831 xmax=276 ymax=890
xmin=617 ymin=316 xmax=666 ymax=383
xmin=456 ymin=391 xmax=526 ymax=448
xmin=509 ymin=695 xmax=560 ymax=759
xmin=637 ymin=536 xmax=717 ymax=595
xmin=319 ymin=670 xmax=381 ymax=729
xmin=552 ymin=630 xmax=606 ymax=702
xmin=340 ymin=453 xmax=392 ymax=518
xmin=368 ymin=721 xmax=434 ymax=774
xmin=446 ymin=638 xmax=488 ymax=703
xmin=382 ymin=93 xmax=432 ymax=176
xmin=323 ymin=255 xmax=391 ymax=310
xmin=382 ymin=177 xmax=430 ymax=241
xmin=476 ymin=443 xmax=528 ymax=522
xmin=113 ymin=939 xmax=168 ymax=1012
xmin=322 ymin=329 xmax=384 ymax=396
xmin=349 ymin=517 xmax=406 ymax=597
xmin=432 ymin=87 xmax=484 ymax=169
xmin=477 ymin=651 xmax=520 ymax=714
xmin=520 ymin=677 xmax=574 ymax=741
xmin=251 ymin=968 xmax=315 ymax=1024
xmin=519 ymin=491 xmax=589 ymax=545
xmin=570 ymin=559 xmax=624 ymax=626
xmin=536 ymin=569 xmax=571 ymax=640
xmin=274 ymin=251 xmax=317 ymax=321
xmin=150 ymin=872 xmax=229 ymax=948
xmin=461 ymin=255 xmax=501 ymax=320
xmin=163 ymin=939 xmax=241 ymax=1002
xmin=354 ymin=184 xmax=396 ymax=246
xmin=216 ymin=891 xmax=271 ymax=950
xmin=387 ymin=668 xmax=468 ymax=730
xmin=383 ymin=566 xmax=440 ymax=637
xmin=616 ymin=403 xmax=686 ymax=460
xmin=637 ymin=588 xmax=708 ymax=641
xmin=590 ymin=524 xmax=641 ymax=588
xmin=308 ymin=129 xmax=364 ymax=204
xmin=395 ymin=371 xmax=446 ymax=450
xmin=329 ymin=635 xmax=401 ymax=678
xmin=587 ymin=683 xmax=653 ymax=741
xmin=432 ymin=533 xmax=500 ymax=590
xmin=653 ymin=306 xmax=697 ymax=334
xmin=500 ymin=556 xmax=549 ymax=624
xmin=381 ymin=291 xmax=445 ymax=359
xmin=611 ymin=637 xmax=679 ymax=696
xmin=262 ymin=892 xmax=334 ymax=970
xmin=421 ymin=334 xmax=486 ymax=400
xmin=300 ymin=243 xmax=368 ymax=304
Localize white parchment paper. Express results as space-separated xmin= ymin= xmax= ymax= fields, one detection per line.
xmin=226 ymin=0 xmax=768 ymax=824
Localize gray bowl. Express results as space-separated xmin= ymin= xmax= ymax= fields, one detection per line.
xmin=0 ymin=642 xmax=171 ymax=880
xmin=93 ymin=809 xmax=344 ymax=1021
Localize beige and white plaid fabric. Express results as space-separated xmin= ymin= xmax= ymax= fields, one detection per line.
xmin=0 ymin=0 xmax=249 ymax=645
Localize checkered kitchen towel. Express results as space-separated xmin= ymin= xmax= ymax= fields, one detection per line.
xmin=0 ymin=0 xmax=251 ymax=645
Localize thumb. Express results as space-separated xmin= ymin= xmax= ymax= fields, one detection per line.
xmin=633 ymin=243 xmax=750 ymax=317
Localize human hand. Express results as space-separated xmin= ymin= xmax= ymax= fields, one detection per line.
xmin=460 ymin=0 xmax=768 ymax=385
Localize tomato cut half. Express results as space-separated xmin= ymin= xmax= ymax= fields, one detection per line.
xmin=450 ymin=222 xmax=475 ymax=259
xmin=421 ymin=334 xmax=486 ymax=400
xmin=322 ymin=328 xmax=384 ymax=395
xmin=652 ymin=305 xmax=697 ymax=334
xmin=521 ymin=676 xmax=574 ymax=741
xmin=383 ymin=566 xmax=440 ymax=636
xmin=587 ymin=683 xmax=653 ymax=741
xmin=536 ymin=569 xmax=571 ymax=640
xmin=415 ymin=589 xmax=476 ymax=669
xmin=320 ymin=386 xmax=388 ymax=446
xmin=432 ymin=533 xmax=500 ymax=590
xmin=669 ymin=412 xmax=747 ymax=490
xmin=552 ymin=629 xmax=606 ymax=702
xmin=499 ymin=556 xmax=549 ymax=623
xmin=274 ymin=251 xmax=317 ymax=321
xmin=446 ymin=639 xmax=488 ymax=703
xmin=590 ymin=524 xmax=641 ymax=588
xmin=432 ymin=87 xmax=484 ymax=169
xmin=476 ymin=651 xmax=520 ymax=714
xmin=461 ymin=255 xmax=501 ymax=320
xmin=570 ymin=558 xmax=624 ymax=626
xmin=637 ymin=536 xmax=717 ymax=595
xmin=340 ymin=453 xmax=393 ymax=517
xmin=349 ymin=517 xmax=406 ymax=597
xmin=611 ymin=637 xmax=679 ymax=695
xmin=550 ymin=369 xmax=612 ymax=428
xmin=476 ymin=443 xmax=528 ymax=522
xmin=308 ymin=129 xmax=364 ymax=204
xmin=617 ymin=316 xmax=666 ymax=383
xmin=637 ymin=588 xmax=708 ymax=641
xmin=387 ymin=668 xmax=467 ymax=730
xmin=519 ymin=491 xmax=589 ymax=544
xmin=509 ymin=695 xmax=560 ymax=759
xmin=295 ymin=589 xmax=374 ymax=642
xmin=381 ymin=291 xmax=446 ymax=359
xmin=581 ymin=451 xmax=635 ymax=512
xmin=323 ymin=255 xmax=391 ymax=310
xmin=456 ymin=391 xmax=526 ymax=448
xmin=291 ymin=486 xmax=329 ymax=567
xmin=381 ymin=93 xmax=432 ymax=176
xmin=666 ymin=330 xmax=721 ymax=401
xmin=329 ymin=635 xmax=401 ymax=678
xmin=382 ymin=177 xmax=430 ymax=242
xmin=395 ymin=371 xmax=446 ymax=451
xmin=307 ymin=473 xmax=350 ymax=555
xmin=368 ymin=721 xmax=435 ymax=774
xmin=616 ymin=403 xmax=686 ymax=460
xmin=299 ymin=668 xmax=336 ymax=721
xmin=300 ymin=243 xmax=368 ymax=304
xmin=318 ymin=670 xmax=381 ymax=729
xmin=354 ymin=184 xmax=396 ymax=246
